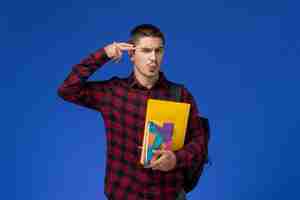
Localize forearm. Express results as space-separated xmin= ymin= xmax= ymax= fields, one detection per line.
xmin=174 ymin=87 xmax=207 ymax=169
xmin=57 ymin=48 xmax=110 ymax=104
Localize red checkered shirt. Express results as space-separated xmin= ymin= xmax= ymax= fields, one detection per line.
xmin=57 ymin=48 xmax=206 ymax=200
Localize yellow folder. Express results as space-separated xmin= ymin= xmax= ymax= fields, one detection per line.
xmin=140 ymin=98 xmax=191 ymax=166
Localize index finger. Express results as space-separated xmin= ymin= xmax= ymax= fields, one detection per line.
xmin=118 ymin=42 xmax=135 ymax=48
xmin=118 ymin=46 xmax=136 ymax=51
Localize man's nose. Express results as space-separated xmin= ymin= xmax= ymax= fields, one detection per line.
xmin=149 ymin=50 xmax=157 ymax=61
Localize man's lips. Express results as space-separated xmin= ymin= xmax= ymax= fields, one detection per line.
xmin=148 ymin=63 xmax=158 ymax=68
xmin=149 ymin=66 xmax=158 ymax=72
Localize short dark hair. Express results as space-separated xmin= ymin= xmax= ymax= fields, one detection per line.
xmin=129 ymin=24 xmax=165 ymax=45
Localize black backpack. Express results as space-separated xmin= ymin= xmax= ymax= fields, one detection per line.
xmin=170 ymin=84 xmax=210 ymax=193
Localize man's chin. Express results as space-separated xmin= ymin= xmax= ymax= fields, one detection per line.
xmin=145 ymin=70 xmax=159 ymax=78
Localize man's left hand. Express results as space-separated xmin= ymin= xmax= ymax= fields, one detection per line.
xmin=149 ymin=150 xmax=177 ymax=172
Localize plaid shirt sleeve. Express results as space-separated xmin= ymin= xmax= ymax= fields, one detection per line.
xmin=57 ymin=48 xmax=112 ymax=111
xmin=175 ymin=87 xmax=206 ymax=169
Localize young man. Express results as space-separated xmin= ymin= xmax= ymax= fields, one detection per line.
xmin=58 ymin=24 xmax=206 ymax=200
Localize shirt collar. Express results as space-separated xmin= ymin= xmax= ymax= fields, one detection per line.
xmin=127 ymin=71 xmax=169 ymax=90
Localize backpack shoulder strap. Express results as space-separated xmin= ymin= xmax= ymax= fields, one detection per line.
xmin=169 ymin=83 xmax=184 ymax=102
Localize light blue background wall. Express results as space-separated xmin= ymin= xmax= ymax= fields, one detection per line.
xmin=3 ymin=0 xmax=299 ymax=199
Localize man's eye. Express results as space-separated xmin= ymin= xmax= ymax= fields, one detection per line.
xmin=140 ymin=48 xmax=164 ymax=54
xmin=156 ymin=48 xmax=164 ymax=54
xmin=142 ymin=48 xmax=152 ymax=53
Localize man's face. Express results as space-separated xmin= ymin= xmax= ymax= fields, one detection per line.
xmin=130 ymin=36 xmax=164 ymax=79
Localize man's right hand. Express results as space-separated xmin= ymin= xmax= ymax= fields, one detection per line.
xmin=104 ymin=42 xmax=135 ymax=62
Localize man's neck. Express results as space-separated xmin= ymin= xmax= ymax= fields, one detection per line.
xmin=133 ymin=68 xmax=159 ymax=89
